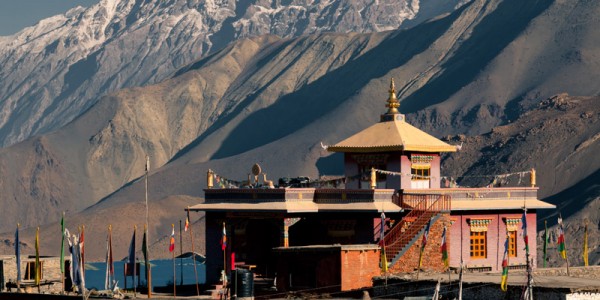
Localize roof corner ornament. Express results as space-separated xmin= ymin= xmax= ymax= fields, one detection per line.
xmin=385 ymin=78 xmax=400 ymax=115
xmin=207 ymin=169 xmax=214 ymax=189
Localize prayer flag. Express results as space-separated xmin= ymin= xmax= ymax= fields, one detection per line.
xmin=169 ymin=224 xmax=175 ymax=252
xmin=185 ymin=210 xmax=190 ymax=232
xmin=142 ymin=230 xmax=148 ymax=263
xmin=583 ymin=223 xmax=588 ymax=266
xmin=500 ymin=234 xmax=509 ymax=292
xmin=418 ymin=218 xmax=432 ymax=268
xmin=142 ymin=227 xmax=148 ymax=282
xmin=105 ymin=226 xmax=114 ymax=290
xmin=557 ymin=217 xmax=567 ymax=259
xmin=35 ymin=227 xmax=40 ymax=285
xmin=15 ymin=225 xmax=21 ymax=283
xmin=79 ymin=226 xmax=85 ymax=269
xmin=379 ymin=212 xmax=388 ymax=272
xmin=128 ymin=227 xmax=136 ymax=280
xmin=60 ymin=215 xmax=65 ymax=274
xmin=521 ymin=209 xmax=529 ymax=254
xmin=221 ymin=222 xmax=227 ymax=251
xmin=441 ymin=226 xmax=449 ymax=269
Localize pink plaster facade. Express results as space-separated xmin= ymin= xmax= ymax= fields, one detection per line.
xmin=343 ymin=152 xmax=441 ymax=190
xmin=448 ymin=212 xmax=537 ymax=272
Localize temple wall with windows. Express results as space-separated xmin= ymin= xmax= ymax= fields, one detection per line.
xmin=449 ymin=212 xmax=537 ymax=272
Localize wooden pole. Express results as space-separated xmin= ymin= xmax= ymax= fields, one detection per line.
xmin=17 ymin=224 xmax=20 ymax=291
xmin=145 ymin=156 xmax=152 ymax=298
xmin=458 ymin=261 xmax=463 ymax=300
xmin=187 ymin=207 xmax=200 ymax=296
xmin=172 ymin=223 xmax=177 ymax=297
xmin=561 ymin=213 xmax=571 ymax=276
xmin=179 ymin=220 xmax=183 ymax=287
xmin=36 ymin=227 xmax=40 ymax=294
xmin=223 ymin=222 xmax=227 ymax=299
xmin=61 ymin=213 xmax=65 ymax=295
xmin=134 ymin=225 xmax=137 ymax=298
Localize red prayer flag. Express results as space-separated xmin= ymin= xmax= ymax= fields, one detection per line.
xmin=169 ymin=225 xmax=175 ymax=252
xmin=220 ymin=222 xmax=227 ymax=251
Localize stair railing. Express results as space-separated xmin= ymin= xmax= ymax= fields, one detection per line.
xmin=382 ymin=193 xmax=450 ymax=264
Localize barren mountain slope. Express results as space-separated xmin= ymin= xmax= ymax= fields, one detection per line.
xmin=409 ymin=0 xmax=600 ymax=136
xmin=2 ymin=0 xmax=600 ymax=260
xmin=0 ymin=0 xmax=444 ymax=147
xmin=441 ymin=94 xmax=600 ymax=266
xmin=0 ymin=35 xmax=284 ymax=231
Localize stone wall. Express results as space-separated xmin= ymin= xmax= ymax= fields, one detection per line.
xmin=372 ymin=278 xmax=599 ymax=300
xmin=528 ymin=266 xmax=600 ymax=280
xmin=389 ymin=214 xmax=450 ymax=273
xmin=1 ymin=255 xmax=67 ymax=294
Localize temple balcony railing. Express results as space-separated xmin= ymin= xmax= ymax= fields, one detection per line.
xmin=403 ymin=187 xmax=539 ymax=201
xmin=203 ymin=188 xmax=396 ymax=204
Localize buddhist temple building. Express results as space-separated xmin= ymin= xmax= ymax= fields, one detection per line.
xmin=190 ymin=78 xmax=555 ymax=293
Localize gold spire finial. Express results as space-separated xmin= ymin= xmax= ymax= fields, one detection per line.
xmin=386 ymin=78 xmax=400 ymax=114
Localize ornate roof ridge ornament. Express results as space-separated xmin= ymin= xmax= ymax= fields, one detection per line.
xmin=385 ymin=78 xmax=400 ymax=115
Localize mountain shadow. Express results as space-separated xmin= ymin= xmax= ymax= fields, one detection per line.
xmin=210 ymin=4 xmax=468 ymax=160
xmin=537 ymin=168 xmax=600 ymax=227
xmin=316 ymin=152 xmax=344 ymax=176
xmin=400 ymin=0 xmax=553 ymax=114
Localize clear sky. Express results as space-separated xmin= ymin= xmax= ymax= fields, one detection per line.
xmin=0 ymin=0 xmax=100 ymax=36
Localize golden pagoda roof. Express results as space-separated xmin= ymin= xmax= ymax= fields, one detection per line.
xmin=328 ymin=78 xmax=456 ymax=153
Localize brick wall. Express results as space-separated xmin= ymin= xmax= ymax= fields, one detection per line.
xmin=389 ymin=214 xmax=450 ymax=273
xmin=340 ymin=248 xmax=380 ymax=291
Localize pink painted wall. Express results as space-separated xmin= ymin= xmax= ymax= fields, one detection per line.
xmin=430 ymin=156 xmax=441 ymax=189
xmin=400 ymin=155 xmax=412 ymax=189
xmin=448 ymin=212 xmax=537 ymax=271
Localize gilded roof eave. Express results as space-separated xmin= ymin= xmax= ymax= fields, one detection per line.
xmin=327 ymin=118 xmax=457 ymax=153
xmin=327 ymin=144 xmax=456 ymax=153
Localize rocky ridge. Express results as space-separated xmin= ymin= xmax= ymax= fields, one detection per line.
xmin=0 ymin=0 xmax=452 ymax=147
xmin=0 ymin=0 xmax=598 ymax=260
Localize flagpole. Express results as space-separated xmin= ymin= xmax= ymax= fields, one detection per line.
xmin=134 ymin=225 xmax=137 ymax=298
xmin=179 ymin=220 xmax=183 ymax=287
xmin=187 ymin=207 xmax=200 ymax=296
xmin=458 ymin=260 xmax=463 ymax=300
xmin=583 ymin=220 xmax=589 ymax=267
xmin=523 ymin=206 xmax=533 ymax=300
xmin=145 ymin=155 xmax=152 ymax=298
xmin=222 ymin=222 xmax=227 ymax=297
xmin=81 ymin=224 xmax=85 ymax=288
xmin=16 ymin=223 xmax=21 ymax=291
xmin=36 ymin=227 xmax=40 ymax=293
xmin=172 ymin=223 xmax=176 ymax=297
xmin=61 ymin=212 xmax=65 ymax=294
xmin=560 ymin=213 xmax=571 ymax=276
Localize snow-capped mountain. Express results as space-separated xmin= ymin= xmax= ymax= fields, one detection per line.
xmin=0 ymin=0 xmax=461 ymax=146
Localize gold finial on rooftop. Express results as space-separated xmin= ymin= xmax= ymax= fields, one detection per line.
xmin=386 ymin=78 xmax=400 ymax=114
